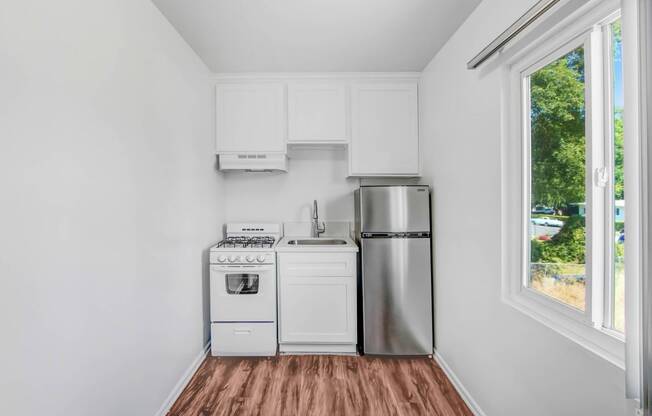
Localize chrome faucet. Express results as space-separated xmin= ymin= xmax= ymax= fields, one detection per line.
xmin=311 ymin=200 xmax=326 ymax=238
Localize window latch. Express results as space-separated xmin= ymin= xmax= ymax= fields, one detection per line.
xmin=595 ymin=167 xmax=609 ymax=188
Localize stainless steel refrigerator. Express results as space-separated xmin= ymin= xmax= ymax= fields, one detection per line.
xmin=355 ymin=185 xmax=433 ymax=355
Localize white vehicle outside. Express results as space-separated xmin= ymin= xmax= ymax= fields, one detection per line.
xmin=531 ymin=217 xmax=564 ymax=227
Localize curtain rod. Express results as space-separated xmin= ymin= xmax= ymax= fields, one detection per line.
xmin=467 ymin=0 xmax=562 ymax=70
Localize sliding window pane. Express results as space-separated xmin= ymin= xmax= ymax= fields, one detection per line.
xmin=528 ymin=46 xmax=586 ymax=311
xmin=611 ymin=19 xmax=625 ymax=332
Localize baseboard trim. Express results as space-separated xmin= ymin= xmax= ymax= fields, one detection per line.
xmin=154 ymin=342 xmax=210 ymax=416
xmin=433 ymin=350 xmax=487 ymax=416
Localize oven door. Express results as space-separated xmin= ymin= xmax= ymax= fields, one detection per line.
xmin=210 ymin=264 xmax=276 ymax=322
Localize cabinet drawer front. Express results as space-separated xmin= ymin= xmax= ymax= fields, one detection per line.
xmin=279 ymin=253 xmax=355 ymax=277
xmin=211 ymin=322 xmax=277 ymax=357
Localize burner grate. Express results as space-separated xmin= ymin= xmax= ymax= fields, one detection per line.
xmin=217 ymin=236 xmax=276 ymax=249
xmin=249 ymin=236 xmax=276 ymax=248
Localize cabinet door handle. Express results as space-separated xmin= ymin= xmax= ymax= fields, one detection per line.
xmin=234 ymin=328 xmax=252 ymax=335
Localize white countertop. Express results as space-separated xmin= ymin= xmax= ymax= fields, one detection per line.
xmin=275 ymin=236 xmax=359 ymax=252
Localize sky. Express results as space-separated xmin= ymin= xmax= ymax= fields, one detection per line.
xmin=613 ymin=28 xmax=624 ymax=109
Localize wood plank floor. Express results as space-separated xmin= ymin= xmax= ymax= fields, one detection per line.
xmin=168 ymin=355 xmax=472 ymax=416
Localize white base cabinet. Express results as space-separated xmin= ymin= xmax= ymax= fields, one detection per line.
xmin=277 ymin=252 xmax=357 ymax=353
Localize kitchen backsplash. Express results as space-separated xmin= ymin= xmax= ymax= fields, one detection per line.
xmin=283 ymin=221 xmax=352 ymax=238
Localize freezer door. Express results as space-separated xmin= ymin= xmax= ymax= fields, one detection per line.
xmin=362 ymin=237 xmax=433 ymax=355
xmin=359 ymin=186 xmax=430 ymax=233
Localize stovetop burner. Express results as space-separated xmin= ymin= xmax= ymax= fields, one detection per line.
xmin=216 ymin=236 xmax=276 ymax=249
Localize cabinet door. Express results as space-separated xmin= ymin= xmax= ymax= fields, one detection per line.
xmin=215 ymin=83 xmax=286 ymax=153
xmin=350 ymin=83 xmax=419 ymax=176
xmin=278 ymin=253 xmax=356 ymax=344
xmin=287 ymin=83 xmax=347 ymax=143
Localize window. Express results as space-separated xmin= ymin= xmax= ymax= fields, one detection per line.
xmin=502 ymin=3 xmax=626 ymax=367
xmin=527 ymin=45 xmax=587 ymax=311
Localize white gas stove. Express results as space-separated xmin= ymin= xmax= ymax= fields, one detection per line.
xmin=209 ymin=223 xmax=280 ymax=357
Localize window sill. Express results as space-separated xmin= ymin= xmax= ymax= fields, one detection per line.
xmin=502 ymin=289 xmax=625 ymax=369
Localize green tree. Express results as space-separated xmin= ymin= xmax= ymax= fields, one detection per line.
xmin=531 ymin=216 xmax=586 ymax=263
xmin=614 ymin=110 xmax=624 ymax=200
xmin=530 ymin=47 xmax=586 ymax=209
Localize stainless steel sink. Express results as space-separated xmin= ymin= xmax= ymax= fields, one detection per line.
xmin=287 ymin=239 xmax=348 ymax=246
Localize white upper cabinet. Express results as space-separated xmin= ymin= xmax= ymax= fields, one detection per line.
xmin=287 ymin=83 xmax=348 ymax=143
xmin=350 ymin=82 xmax=419 ymax=176
xmin=215 ymin=83 xmax=286 ymax=153
xmin=214 ymin=76 xmax=420 ymax=176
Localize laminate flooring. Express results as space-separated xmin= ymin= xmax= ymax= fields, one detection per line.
xmin=168 ymin=355 xmax=472 ymax=416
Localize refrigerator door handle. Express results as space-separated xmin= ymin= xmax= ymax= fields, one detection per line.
xmin=362 ymin=232 xmax=430 ymax=239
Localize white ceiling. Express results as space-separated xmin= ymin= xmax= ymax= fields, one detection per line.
xmin=151 ymin=0 xmax=481 ymax=73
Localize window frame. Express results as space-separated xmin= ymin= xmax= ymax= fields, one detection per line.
xmin=501 ymin=0 xmax=625 ymax=368
xmin=601 ymin=15 xmax=625 ymax=336
xmin=520 ymin=35 xmax=594 ymax=325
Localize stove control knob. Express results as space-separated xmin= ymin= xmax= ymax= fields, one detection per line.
xmin=228 ymin=255 xmax=239 ymax=262
xmin=256 ymin=255 xmax=266 ymax=263
xmin=246 ymin=255 xmax=255 ymax=263
xmin=217 ymin=255 xmax=227 ymax=263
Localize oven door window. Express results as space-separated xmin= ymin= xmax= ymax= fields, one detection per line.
xmin=225 ymin=274 xmax=260 ymax=295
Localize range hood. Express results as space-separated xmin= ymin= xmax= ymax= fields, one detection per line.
xmin=218 ymin=154 xmax=288 ymax=172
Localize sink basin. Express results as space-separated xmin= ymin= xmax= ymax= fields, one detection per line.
xmin=287 ymin=239 xmax=348 ymax=246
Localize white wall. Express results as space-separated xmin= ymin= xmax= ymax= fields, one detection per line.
xmin=223 ymin=148 xmax=419 ymax=228
xmin=419 ymin=0 xmax=627 ymax=415
xmin=224 ymin=148 xmax=359 ymax=224
xmin=0 ymin=1 xmax=223 ymax=415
